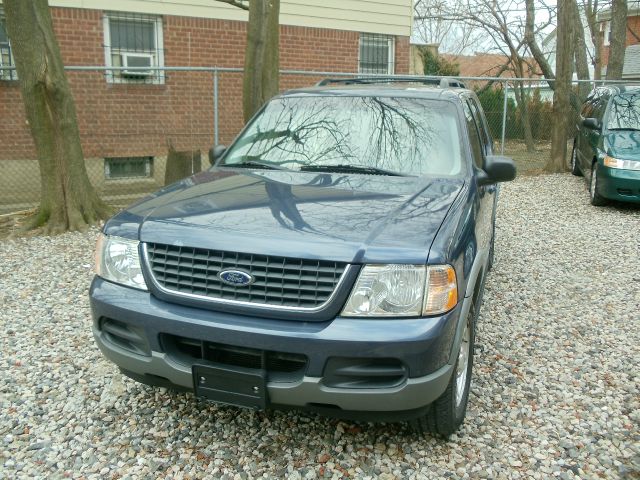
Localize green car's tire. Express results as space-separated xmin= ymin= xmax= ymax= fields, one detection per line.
xmin=570 ymin=142 xmax=582 ymax=176
xmin=590 ymin=163 xmax=607 ymax=206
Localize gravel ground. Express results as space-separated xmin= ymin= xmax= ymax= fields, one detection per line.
xmin=1 ymin=173 xmax=639 ymax=479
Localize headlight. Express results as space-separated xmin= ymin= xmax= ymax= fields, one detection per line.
xmin=604 ymin=155 xmax=640 ymax=171
xmin=95 ymin=233 xmax=148 ymax=290
xmin=342 ymin=264 xmax=457 ymax=317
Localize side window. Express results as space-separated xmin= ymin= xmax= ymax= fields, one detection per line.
xmin=592 ymin=94 xmax=609 ymax=121
xmin=462 ymin=100 xmax=484 ymax=169
xmin=580 ymin=101 xmax=593 ymax=118
xmin=468 ymin=98 xmax=493 ymax=156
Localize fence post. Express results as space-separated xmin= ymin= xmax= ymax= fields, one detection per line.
xmin=501 ymin=80 xmax=508 ymax=156
xmin=214 ymin=68 xmax=219 ymax=147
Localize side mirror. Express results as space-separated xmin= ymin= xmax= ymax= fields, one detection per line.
xmin=209 ymin=145 xmax=227 ymax=163
xmin=582 ymin=118 xmax=601 ymax=130
xmin=478 ymin=155 xmax=517 ymax=185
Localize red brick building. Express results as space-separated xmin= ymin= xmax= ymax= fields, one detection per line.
xmin=0 ymin=0 xmax=412 ymax=210
xmin=599 ymin=2 xmax=640 ymax=79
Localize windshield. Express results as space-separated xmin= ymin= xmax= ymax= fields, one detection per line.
xmin=220 ymin=96 xmax=464 ymax=176
xmin=607 ymin=92 xmax=640 ymax=131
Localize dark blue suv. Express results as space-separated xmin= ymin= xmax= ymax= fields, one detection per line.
xmin=90 ymin=78 xmax=516 ymax=437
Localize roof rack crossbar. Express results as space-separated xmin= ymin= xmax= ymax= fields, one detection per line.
xmin=316 ymin=76 xmax=467 ymax=89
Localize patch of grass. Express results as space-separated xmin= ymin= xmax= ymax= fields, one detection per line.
xmin=501 ymin=140 xmax=554 ymax=174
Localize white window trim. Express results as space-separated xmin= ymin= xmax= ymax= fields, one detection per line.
xmin=358 ymin=34 xmax=395 ymax=75
xmin=603 ymin=21 xmax=611 ymax=47
xmin=103 ymin=12 xmax=165 ymax=84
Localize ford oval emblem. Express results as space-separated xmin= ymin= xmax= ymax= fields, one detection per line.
xmin=218 ymin=269 xmax=254 ymax=287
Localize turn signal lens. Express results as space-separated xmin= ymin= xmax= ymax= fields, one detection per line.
xmin=423 ymin=265 xmax=458 ymax=315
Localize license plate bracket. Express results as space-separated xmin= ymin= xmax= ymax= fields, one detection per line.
xmin=192 ymin=363 xmax=267 ymax=410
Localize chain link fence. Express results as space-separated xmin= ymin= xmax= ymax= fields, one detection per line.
xmin=0 ymin=67 xmax=628 ymax=215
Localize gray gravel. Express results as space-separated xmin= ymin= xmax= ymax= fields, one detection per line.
xmin=1 ymin=173 xmax=639 ymax=479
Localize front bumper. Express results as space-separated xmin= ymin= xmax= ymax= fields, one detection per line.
xmin=90 ymin=277 xmax=466 ymax=418
xmin=598 ymin=165 xmax=640 ymax=203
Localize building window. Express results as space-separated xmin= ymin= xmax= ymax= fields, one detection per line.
xmin=0 ymin=8 xmax=17 ymax=81
xmin=105 ymin=157 xmax=154 ymax=179
xmin=603 ymin=21 xmax=611 ymax=47
xmin=103 ymin=12 xmax=164 ymax=84
xmin=359 ymin=33 xmax=395 ymax=75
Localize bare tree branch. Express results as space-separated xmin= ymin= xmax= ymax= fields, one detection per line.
xmin=524 ymin=0 xmax=556 ymax=81
xmin=214 ymin=0 xmax=249 ymax=11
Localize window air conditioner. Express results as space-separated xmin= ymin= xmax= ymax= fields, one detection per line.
xmin=121 ymin=53 xmax=154 ymax=77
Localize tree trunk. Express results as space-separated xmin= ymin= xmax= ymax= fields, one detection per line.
xmin=584 ymin=0 xmax=603 ymax=81
xmin=243 ymin=0 xmax=280 ymax=123
xmin=547 ymin=0 xmax=574 ymax=173
xmin=607 ymin=0 xmax=628 ymax=80
xmin=513 ymin=82 xmax=535 ymax=153
xmin=524 ymin=0 xmax=556 ymax=82
xmin=571 ymin=0 xmax=591 ymax=101
xmin=164 ymin=145 xmax=201 ymax=185
xmin=4 ymin=0 xmax=110 ymax=234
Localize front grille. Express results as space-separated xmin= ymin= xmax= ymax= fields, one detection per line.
xmin=161 ymin=334 xmax=308 ymax=381
xmin=145 ymin=243 xmax=348 ymax=309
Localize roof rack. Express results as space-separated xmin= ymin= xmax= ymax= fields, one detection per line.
xmin=316 ymin=76 xmax=467 ymax=89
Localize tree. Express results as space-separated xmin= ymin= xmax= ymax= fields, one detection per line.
xmin=607 ymin=0 xmax=628 ymax=80
xmin=420 ymin=47 xmax=460 ymax=76
xmin=4 ymin=0 xmax=110 ymax=234
xmin=458 ymin=1 xmax=541 ymax=152
xmin=583 ymin=0 xmax=604 ymax=80
xmin=548 ymin=0 xmax=574 ymax=173
xmin=215 ymin=0 xmax=280 ymax=123
xmin=413 ymin=0 xmax=482 ymax=55
xmin=571 ymin=0 xmax=591 ymax=101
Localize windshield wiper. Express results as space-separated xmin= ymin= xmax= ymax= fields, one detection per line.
xmin=299 ymin=164 xmax=408 ymax=176
xmin=608 ymin=127 xmax=640 ymax=132
xmin=222 ymin=160 xmax=286 ymax=171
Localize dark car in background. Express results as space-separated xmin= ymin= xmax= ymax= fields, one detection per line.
xmin=89 ymin=78 xmax=516 ymax=437
xmin=571 ymin=85 xmax=640 ymax=206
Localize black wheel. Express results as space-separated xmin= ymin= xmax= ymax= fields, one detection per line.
xmin=570 ymin=141 xmax=582 ymax=176
xmin=590 ymin=162 xmax=607 ymax=206
xmin=411 ymin=298 xmax=477 ymax=438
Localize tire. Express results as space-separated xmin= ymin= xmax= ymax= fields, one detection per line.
xmin=589 ymin=162 xmax=607 ymax=206
xmin=411 ymin=298 xmax=478 ymax=438
xmin=570 ymin=141 xmax=582 ymax=176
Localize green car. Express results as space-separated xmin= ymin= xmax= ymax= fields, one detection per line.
xmin=571 ymin=85 xmax=640 ymax=206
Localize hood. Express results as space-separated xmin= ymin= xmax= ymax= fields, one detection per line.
xmin=604 ymin=131 xmax=640 ymax=161
xmin=108 ymin=169 xmax=464 ymax=264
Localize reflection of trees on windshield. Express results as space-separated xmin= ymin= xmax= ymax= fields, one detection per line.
xmin=232 ymin=100 xmax=354 ymax=166
xmin=360 ymin=97 xmax=438 ymax=173
xmin=608 ymin=93 xmax=640 ymax=130
xmin=223 ymin=97 xmax=461 ymax=176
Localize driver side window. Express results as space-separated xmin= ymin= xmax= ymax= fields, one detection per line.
xmin=463 ymin=100 xmax=485 ymax=169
